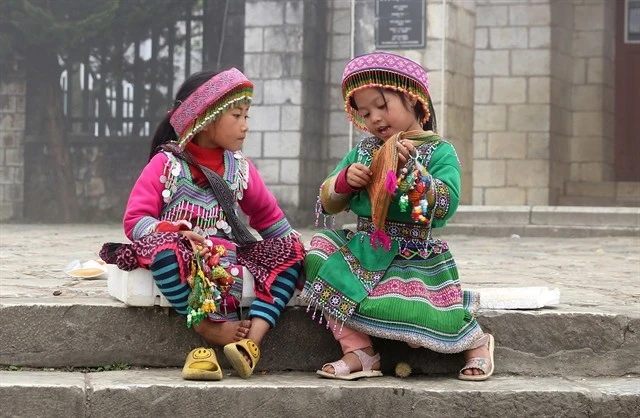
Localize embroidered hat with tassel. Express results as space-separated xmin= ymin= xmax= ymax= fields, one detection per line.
xmin=169 ymin=68 xmax=253 ymax=148
xmin=341 ymin=52 xmax=431 ymax=133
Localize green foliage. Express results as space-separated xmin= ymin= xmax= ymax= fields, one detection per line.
xmin=61 ymin=362 xmax=131 ymax=373
xmin=0 ymin=0 xmax=196 ymax=64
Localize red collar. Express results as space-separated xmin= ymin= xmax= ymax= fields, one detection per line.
xmin=185 ymin=142 xmax=225 ymax=174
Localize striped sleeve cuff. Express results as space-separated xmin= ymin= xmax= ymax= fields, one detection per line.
xmin=258 ymin=218 xmax=296 ymax=239
xmin=132 ymin=216 xmax=159 ymax=240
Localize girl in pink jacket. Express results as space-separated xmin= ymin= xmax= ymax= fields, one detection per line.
xmin=101 ymin=68 xmax=305 ymax=380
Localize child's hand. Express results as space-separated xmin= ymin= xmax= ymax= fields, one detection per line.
xmin=347 ymin=163 xmax=373 ymax=188
xmin=179 ymin=230 xmax=211 ymax=258
xmin=397 ymin=139 xmax=416 ymax=171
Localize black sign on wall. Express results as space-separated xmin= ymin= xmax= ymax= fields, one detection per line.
xmin=375 ymin=0 xmax=426 ymax=49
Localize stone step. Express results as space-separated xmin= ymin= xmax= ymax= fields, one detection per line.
xmin=1 ymin=300 xmax=638 ymax=377
xmin=434 ymin=224 xmax=639 ymax=238
xmin=559 ymin=196 xmax=640 ymax=208
xmin=345 ymin=206 xmax=640 ymax=237
xmin=451 ymin=206 xmax=640 ymax=228
xmin=1 ymin=370 xmax=638 ymax=418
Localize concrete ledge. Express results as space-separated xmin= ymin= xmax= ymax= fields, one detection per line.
xmin=1 ymin=302 xmax=638 ymax=377
xmin=1 ymin=371 xmax=638 ymax=418
xmin=530 ymin=206 xmax=640 ymax=228
xmin=449 ymin=205 xmax=532 ymax=225
xmin=344 ymin=206 xmax=640 ymax=236
xmin=434 ymin=225 xmax=640 ymax=238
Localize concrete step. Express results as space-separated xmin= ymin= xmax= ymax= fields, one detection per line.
xmin=1 ymin=300 xmax=638 ymax=377
xmin=1 ymin=370 xmax=638 ymax=418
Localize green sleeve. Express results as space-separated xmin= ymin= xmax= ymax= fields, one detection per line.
xmin=327 ymin=146 xmax=359 ymax=179
xmin=427 ymin=142 xmax=461 ymax=227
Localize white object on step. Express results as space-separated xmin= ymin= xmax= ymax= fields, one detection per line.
xmin=474 ymin=286 xmax=560 ymax=310
xmin=65 ymin=259 xmax=108 ymax=279
xmin=105 ymin=264 xmax=301 ymax=308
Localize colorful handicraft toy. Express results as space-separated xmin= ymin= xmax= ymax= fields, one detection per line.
xmin=186 ymin=244 xmax=237 ymax=328
xmin=397 ymin=157 xmax=434 ymax=226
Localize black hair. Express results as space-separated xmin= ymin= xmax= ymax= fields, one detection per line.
xmin=348 ymin=87 xmax=437 ymax=132
xmin=148 ymin=70 xmax=220 ymax=160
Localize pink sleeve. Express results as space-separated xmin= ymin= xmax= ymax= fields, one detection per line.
xmin=238 ymin=159 xmax=286 ymax=233
xmin=334 ymin=165 xmax=360 ymax=194
xmin=123 ymin=153 xmax=167 ymax=240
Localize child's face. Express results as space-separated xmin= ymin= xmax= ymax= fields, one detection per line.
xmin=352 ymin=88 xmax=422 ymax=141
xmin=196 ymin=104 xmax=250 ymax=151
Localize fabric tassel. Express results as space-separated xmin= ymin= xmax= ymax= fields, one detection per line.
xmin=370 ymin=229 xmax=391 ymax=251
xmin=385 ymin=169 xmax=397 ymax=194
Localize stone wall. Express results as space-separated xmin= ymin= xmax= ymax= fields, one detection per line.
xmin=2 ymin=0 xmax=632 ymax=223
xmin=24 ymin=137 xmax=148 ymax=222
xmin=473 ymin=0 xmax=553 ymax=205
xmin=473 ymin=0 xmax=619 ymax=206
xmin=0 ymin=59 xmax=26 ymax=221
xmin=324 ymin=0 xmax=476 ymax=206
xmin=243 ymin=0 xmax=328 ymax=226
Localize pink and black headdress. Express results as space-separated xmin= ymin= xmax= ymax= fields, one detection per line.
xmin=169 ymin=68 xmax=253 ymax=147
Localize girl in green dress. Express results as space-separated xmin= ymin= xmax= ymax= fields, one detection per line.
xmin=302 ymin=52 xmax=494 ymax=381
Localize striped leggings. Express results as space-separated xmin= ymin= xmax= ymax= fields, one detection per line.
xmin=150 ymin=250 xmax=300 ymax=327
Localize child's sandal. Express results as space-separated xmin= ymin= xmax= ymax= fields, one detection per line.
xmin=316 ymin=349 xmax=383 ymax=381
xmin=223 ymin=338 xmax=260 ymax=379
xmin=182 ymin=347 xmax=223 ymax=381
xmin=458 ymin=334 xmax=495 ymax=381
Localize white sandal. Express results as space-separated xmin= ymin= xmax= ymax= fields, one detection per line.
xmin=317 ymin=349 xmax=383 ymax=380
xmin=458 ymin=334 xmax=495 ymax=381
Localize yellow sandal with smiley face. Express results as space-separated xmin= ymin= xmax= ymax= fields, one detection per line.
xmin=182 ymin=347 xmax=223 ymax=381
xmin=223 ymin=339 xmax=260 ymax=378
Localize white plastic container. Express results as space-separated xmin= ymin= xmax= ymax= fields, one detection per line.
xmin=106 ymin=264 xmax=300 ymax=308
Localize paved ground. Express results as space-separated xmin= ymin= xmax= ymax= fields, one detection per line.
xmin=0 ymin=223 xmax=639 ymax=316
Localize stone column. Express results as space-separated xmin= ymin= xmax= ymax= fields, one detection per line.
xmin=0 ymin=59 xmax=26 ymax=221
xmin=243 ymin=0 xmax=328 ymax=225
xmin=429 ymin=0 xmax=476 ymax=205
xmin=567 ymin=0 xmax=616 ymax=184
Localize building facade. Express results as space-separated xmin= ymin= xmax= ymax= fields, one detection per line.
xmin=1 ymin=0 xmax=638 ymax=224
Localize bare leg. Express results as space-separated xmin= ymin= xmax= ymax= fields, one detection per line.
xmin=193 ymin=319 xmax=251 ymax=346
xmin=246 ymin=317 xmax=270 ymax=346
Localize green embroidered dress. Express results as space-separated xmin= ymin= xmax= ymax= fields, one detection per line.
xmin=302 ymin=133 xmax=483 ymax=353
